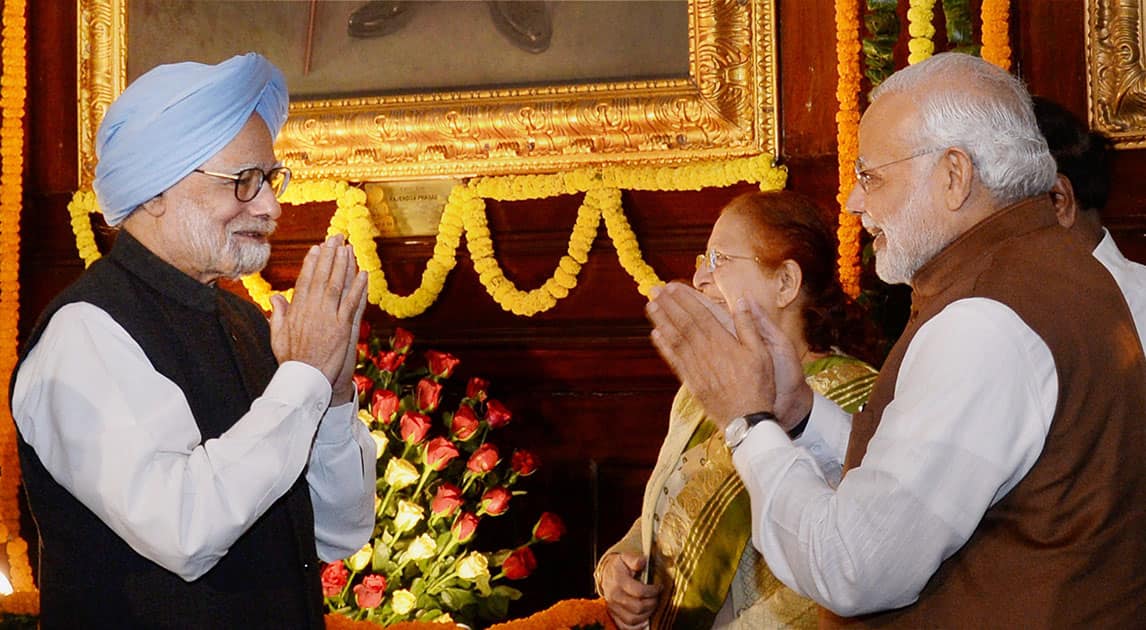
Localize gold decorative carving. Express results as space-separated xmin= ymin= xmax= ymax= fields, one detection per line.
xmin=77 ymin=0 xmax=778 ymax=184
xmin=1086 ymin=0 xmax=1146 ymax=149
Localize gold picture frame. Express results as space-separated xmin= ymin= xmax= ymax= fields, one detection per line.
xmin=1086 ymin=0 xmax=1146 ymax=149
xmin=77 ymin=0 xmax=779 ymax=185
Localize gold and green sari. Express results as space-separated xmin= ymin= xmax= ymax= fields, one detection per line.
xmin=598 ymin=354 xmax=876 ymax=629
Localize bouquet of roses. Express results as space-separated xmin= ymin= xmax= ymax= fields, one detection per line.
xmin=322 ymin=325 xmax=565 ymax=627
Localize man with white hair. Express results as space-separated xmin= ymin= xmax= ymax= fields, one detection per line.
xmin=11 ymin=53 xmax=375 ymax=627
xmin=646 ymin=52 xmax=1146 ymax=626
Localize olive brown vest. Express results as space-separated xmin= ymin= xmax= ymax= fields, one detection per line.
xmin=824 ymin=197 xmax=1146 ymax=628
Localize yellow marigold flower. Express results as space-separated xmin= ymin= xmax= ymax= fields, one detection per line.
xmin=391 ymin=589 xmax=417 ymax=615
xmin=384 ymin=458 xmax=419 ymax=490
xmin=456 ymin=551 xmax=490 ymax=581
xmin=393 ymin=500 xmax=424 ymax=533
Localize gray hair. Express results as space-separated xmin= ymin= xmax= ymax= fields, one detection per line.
xmin=871 ymin=53 xmax=1056 ymax=202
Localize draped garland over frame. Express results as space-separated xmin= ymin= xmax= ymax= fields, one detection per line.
xmin=68 ymin=155 xmax=789 ymax=317
xmin=833 ymin=0 xmax=1013 ymax=297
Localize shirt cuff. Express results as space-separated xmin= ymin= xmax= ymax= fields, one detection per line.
xmin=263 ymin=361 xmax=333 ymax=420
xmin=315 ymin=400 xmax=361 ymax=446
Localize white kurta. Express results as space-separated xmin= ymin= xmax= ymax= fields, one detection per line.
xmin=1093 ymin=228 xmax=1146 ymax=351
xmin=732 ymin=297 xmax=1057 ymax=616
xmin=12 ymin=301 xmax=377 ymax=581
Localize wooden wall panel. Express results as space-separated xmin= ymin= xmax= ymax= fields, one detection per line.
xmin=17 ymin=0 xmax=1146 ymax=618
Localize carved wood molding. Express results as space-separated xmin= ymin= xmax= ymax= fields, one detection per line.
xmin=77 ymin=0 xmax=778 ymax=184
xmin=1086 ymin=0 xmax=1146 ymax=149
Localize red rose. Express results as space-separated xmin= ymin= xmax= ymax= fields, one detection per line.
xmin=511 ymin=449 xmax=540 ymax=476
xmin=466 ymin=443 xmax=500 ymax=474
xmin=480 ymin=486 xmax=512 ymax=516
xmin=371 ymin=388 xmax=400 ymax=424
xmin=352 ymin=573 xmax=387 ymax=609
xmin=373 ymin=350 xmax=406 ymax=373
xmin=358 ymin=320 xmax=372 ymax=343
xmin=391 ymin=327 xmax=414 ymax=354
xmin=426 ymin=350 xmax=461 ymax=378
xmin=430 ymin=482 xmax=464 ymax=517
xmin=485 ymin=399 xmax=512 ymax=429
xmin=356 ymin=342 xmax=369 ymax=362
xmin=451 ymin=405 xmax=481 ymax=441
xmin=415 ymin=378 xmax=443 ymax=413
xmin=424 ymin=437 xmax=460 ymax=471
xmin=451 ymin=511 xmax=480 ymax=543
xmin=399 ymin=411 xmax=432 ymax=445
xmin=353 ymin=374 xmax=373 ymax=399
xmin=502 ymin=546 xmax=537 ymax=580
xmin=466 ymin=376 xmax=489 ymax=401
xmin=321 ymin=561 xmax=349 ymax=598
xmin=532 ymin=512 xmax=565 ymax=543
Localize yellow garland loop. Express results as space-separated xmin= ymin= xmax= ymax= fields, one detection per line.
xmin=907 ymin=0 xmax=938 ymax=65
xmin=834 ymin=0 xmax=863 ymax=298
xmin=69 ymin=155 xmax=787 ymax=318
xmin=0 ymin=0 xmax=39 ymax=614
xmin=980 ymin=0 xmax=1012 ymax=70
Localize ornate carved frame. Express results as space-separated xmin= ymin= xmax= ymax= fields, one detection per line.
xmin=77 ymin=0 xmax=778 ymax=184
xmin=1086 ymin=0 xmax=1146 ymax=149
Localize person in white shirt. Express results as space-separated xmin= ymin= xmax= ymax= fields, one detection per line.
xmin=11 ymin=53 xmax=375 ymax=628
xmin=645 ymin=52 xmax=1146 ymax=627
xmin=1033 ymin=95 xmax=1146 ymax=347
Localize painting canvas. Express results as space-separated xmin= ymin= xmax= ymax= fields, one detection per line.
xmin=78 ymin=0 xmax=779 ymax=183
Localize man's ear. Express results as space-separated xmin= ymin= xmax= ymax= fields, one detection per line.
xmin=774 ymin=259 xmax=803 ymax=310
xmin=941 ymin=147 xmax=975 ymax=211
xmin=1049 ymin=174 xmax=1077 ymax=228
xmin=136 ymin=194 xmax=167 ymax=218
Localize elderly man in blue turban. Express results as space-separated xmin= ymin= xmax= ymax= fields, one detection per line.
xmin=11 ymin=53 xmax=375 ymax=627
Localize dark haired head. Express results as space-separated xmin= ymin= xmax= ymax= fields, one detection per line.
xmin=721 ymin=191 xmax=880 ymax=365
xmin=1031 ymin=96 xmax=1111 ymax=213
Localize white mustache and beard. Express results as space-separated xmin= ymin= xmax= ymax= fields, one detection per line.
xmin=178 ymin=206 xmax=276 ymax=280
xmin=862 ymin=184 xmax=953 ymax=285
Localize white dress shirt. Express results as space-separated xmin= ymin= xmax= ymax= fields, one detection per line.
xmin=1093 ymin=228 xmax=1146 ymax=351
xmin=731 ymin=298 xmax=1057 ymax=616
xmin=12 ymin=302 xmax=377 ymax=581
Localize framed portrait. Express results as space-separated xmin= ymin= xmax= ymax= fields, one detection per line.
xmin=77 ymin=0 xmax=779 ymax=184
xmin=1086 ymin=0 xmax=1146 ymax=149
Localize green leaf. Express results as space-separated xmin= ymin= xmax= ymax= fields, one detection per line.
xmin=492 ymin=584 xmax=523 ymax=600
xmin=441 ymin=587 xmax=478 ymax=609
xmin=478 ymin=593 xmax=511 ymax=620
xmin=489 ymin=548 xmax=514 ymax=565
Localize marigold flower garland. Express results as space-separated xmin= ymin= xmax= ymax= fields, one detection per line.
xmin=834 ymin=0 xmax=863 ymax=298
xmin=980 ymin=0 xmax=1011 ymax=70
xmin=68 ymin=155 xmax=787 ymax=317
xmin=0 ymin=0 xmax=39 ymax=614
xmin=906 ymin=0 xmax=938 ymax=65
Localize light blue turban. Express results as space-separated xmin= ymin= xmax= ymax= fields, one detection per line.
xmin=93 ymin=52 xmax=289 ymax=226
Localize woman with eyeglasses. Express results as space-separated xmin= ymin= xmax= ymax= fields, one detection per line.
xmin=595 ymin=190 xmax=880 ymax=630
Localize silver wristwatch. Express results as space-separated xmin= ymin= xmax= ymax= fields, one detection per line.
xmin=723 ymin=411 xmax=778 ymax=451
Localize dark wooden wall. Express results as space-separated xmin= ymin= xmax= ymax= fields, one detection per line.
xmin=18 ymin=0 xmax=1146 ymax=618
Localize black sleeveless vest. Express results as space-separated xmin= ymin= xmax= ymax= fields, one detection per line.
xmin=12 ymin=232 xmax=324 ymax=629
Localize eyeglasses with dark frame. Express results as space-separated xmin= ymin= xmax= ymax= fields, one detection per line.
xmin=853 ymin=147 xmax=945 ymax=193
xmin=695 ymin=248 xmax=761 ymax=273
xmin=193 ymin=166 xmax=292 ymax=202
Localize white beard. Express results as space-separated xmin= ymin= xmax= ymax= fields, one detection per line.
xmin=177 ymin=203 xmax=274 ymax=280
xmin=870 ymin=186 xmax=951 ymax=285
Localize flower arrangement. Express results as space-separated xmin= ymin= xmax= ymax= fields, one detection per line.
xmin=323 ymin=325 xmax=565 ymax=627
